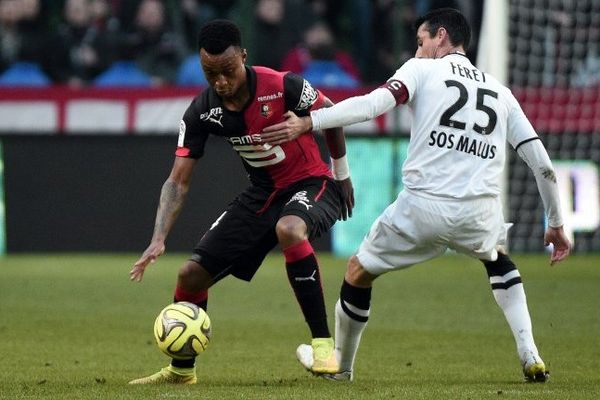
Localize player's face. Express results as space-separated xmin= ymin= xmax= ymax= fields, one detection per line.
xmin=201 ymin=46 xmax=247 ymax=99
xmin=415 ymin=23 xmax=442 ymax=59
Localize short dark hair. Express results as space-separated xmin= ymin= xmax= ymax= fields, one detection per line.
xmin=197 ymin=19 xmax=242 ymax=54
xmin=414 ymin=8 xmax=471 ymax=50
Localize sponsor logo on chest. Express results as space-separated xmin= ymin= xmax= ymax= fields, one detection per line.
xmin=257 ymin=92 xmax=283 ymax=102
xmin=200 ymin=107 xmax=223 ymax=127
xmin=228 ymin=134 xmax=262 ymax=145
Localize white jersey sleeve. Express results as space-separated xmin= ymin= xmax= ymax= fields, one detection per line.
xmin=516 ymin=139 xmax=564 ymax=227
xmin=309 ymin=59 xmax=424 ymax=131
xmin=388 ymin=57 xmax=423 ymax=102
xmin=310 ymin=88 xmax=396 ymax=131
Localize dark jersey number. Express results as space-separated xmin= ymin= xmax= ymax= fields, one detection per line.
xmin=439 ymin=80 xmax=467 ymax=130
xmin=440 ymin=80 xmax=498 ymax=135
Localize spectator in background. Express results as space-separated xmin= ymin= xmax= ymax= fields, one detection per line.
xmin=368 ymin=0 xmax=416 ymax=83
xmin=92 ymin=36 xmax=152 ymax=87
xmin=172 ymin=0 xmax=221 ymax=86
xmin=175 ymin=0 xmax=216 ymax=52
xmin=0 ymin=0 xmax=21 ymax=73
xmin=201 ymin=0 xmax=237 ymax=18
xmin=89 ymin=0 xmax=120 ymax=32
xmin=0 ymin=0 xmax=45 ymax=63
xmin=109 ymin=0 xmax=141 ymax=31
xmin=305 ymin=0 xmax=371 ymax=80
xmin=176 ymin=53 xmax=207 ymax=86
xmin=16 ymin=0 xmax=50 ymax=52
xmin=281 ymin=21 xmax=361 ymax=84
xmin=51 ymin=0 xmax=116 ymax=87
xmin=0 ymin=37 xmax=51 ymax=86
xmin=248 ymin=0 xmax=310 ymax=69
xmin=123 ymin=0 xmax=186 ymax=85
xmin=17 ymin=0 xmax=43 ymax=29
xmin=0 ymin=0 xmax=55 ymax=80
xmin=306 ymin=0 xmax=345 ymax=40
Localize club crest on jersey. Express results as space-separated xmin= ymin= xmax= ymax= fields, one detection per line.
xmin=200 ymin=107 xmax=223 ymax=127
xmin=296 ymin=80 xmax=318 ymax=110
xmin=260 ymin=103 xmax=273 ymax=118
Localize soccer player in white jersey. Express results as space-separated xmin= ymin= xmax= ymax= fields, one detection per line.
xmin=261 ymin=8 xmax=571 ymax=383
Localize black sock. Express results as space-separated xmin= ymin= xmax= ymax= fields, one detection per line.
xmin=339 ymin=280 xmax=372 ymax=323
xmin=170 ymin=288 xmax=209 ymax=369
xmin=284 ymin=241 xmax=330 ymax=338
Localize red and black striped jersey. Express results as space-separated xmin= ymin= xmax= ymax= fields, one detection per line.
xmin=176 ymin=66 xmax=332 ymax=190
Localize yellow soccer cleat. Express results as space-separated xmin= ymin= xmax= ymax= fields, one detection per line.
xmin=128 ymin=366 xmax=197 ymax=385
xmin=296 ymin=343 xmax=353 ymax=381
xmin=311 ymin=337 xmax=339 ymax=374
xmin=521 ymin=351 xmax=549 ymax=383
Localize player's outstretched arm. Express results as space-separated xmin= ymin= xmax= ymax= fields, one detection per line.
xmin=262 ymin=87 xmax=399 ymax=144
xmin=260 ymin=111 xmax=312 ymax=146
xmin=130 ymin=156 xmax=197 ymax=282
xmin=544 ymin=226 xmax=571 ymax=266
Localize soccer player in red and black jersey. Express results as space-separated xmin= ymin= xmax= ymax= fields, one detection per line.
xmin=128 ymin=19 xmax=354 ymax=384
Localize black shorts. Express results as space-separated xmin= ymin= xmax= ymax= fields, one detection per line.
xmin=191 ymin=176 xmax=343 ymax=282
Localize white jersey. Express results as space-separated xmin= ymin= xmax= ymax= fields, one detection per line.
xmin=393 ymin=53 xmax=537 ymax=199
xmin=310 ymin=53 xmax=562 ymax=226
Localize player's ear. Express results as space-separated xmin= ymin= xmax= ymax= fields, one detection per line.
xmin=437 ymin=27 xmax=446 ymax=40
xmin=240 ymin=48 xmax=248 ymax=63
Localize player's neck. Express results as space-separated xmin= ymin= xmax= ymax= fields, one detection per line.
xmin=222 ymin=84 xmax=250 ymax=112
xmin=439 ymin=46 xmax=466 ymax=58
xmin=433 ymin=46 xmax=466 ymax=58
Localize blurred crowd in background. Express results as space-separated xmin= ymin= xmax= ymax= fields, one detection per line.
xmin=0 ymin=0 xmax=482 ymax=88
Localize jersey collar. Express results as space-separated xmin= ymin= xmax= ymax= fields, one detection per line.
xmin=442 ymin=51 xmax=469 ymax=60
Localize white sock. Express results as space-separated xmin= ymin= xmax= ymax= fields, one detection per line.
xmin=335 ymin=299 xmax=369 ymax=372
xmin=490 ymin=276 xmax=539 ymax=359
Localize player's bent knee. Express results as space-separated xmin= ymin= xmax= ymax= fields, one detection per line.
xmin=177 ymin=260 xmax=212 ymax=291
xmin=345 ymin=255 xmax=376 ymax=287
xmin=275 ymin=215 xmax=308 ymax=245
xmin=482 ymin=252 xmax=517 ymax=278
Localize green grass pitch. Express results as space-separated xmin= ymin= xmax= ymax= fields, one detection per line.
xmin=0 ymin=253 xmax=598 ymax=399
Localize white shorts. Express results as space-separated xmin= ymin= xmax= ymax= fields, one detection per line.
xmin=356 ymin=190 xmax=511 ymax=276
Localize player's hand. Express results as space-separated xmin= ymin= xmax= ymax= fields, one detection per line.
xmin=130 ymin=241 xmax=166 ymax=282
xmin=336 ymin=177 xmax=354 ymax=221
xmin=544 ymin=226 xmax=571 ymax=266
xmin=260 ymin=111 xmax=313 ymax=145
